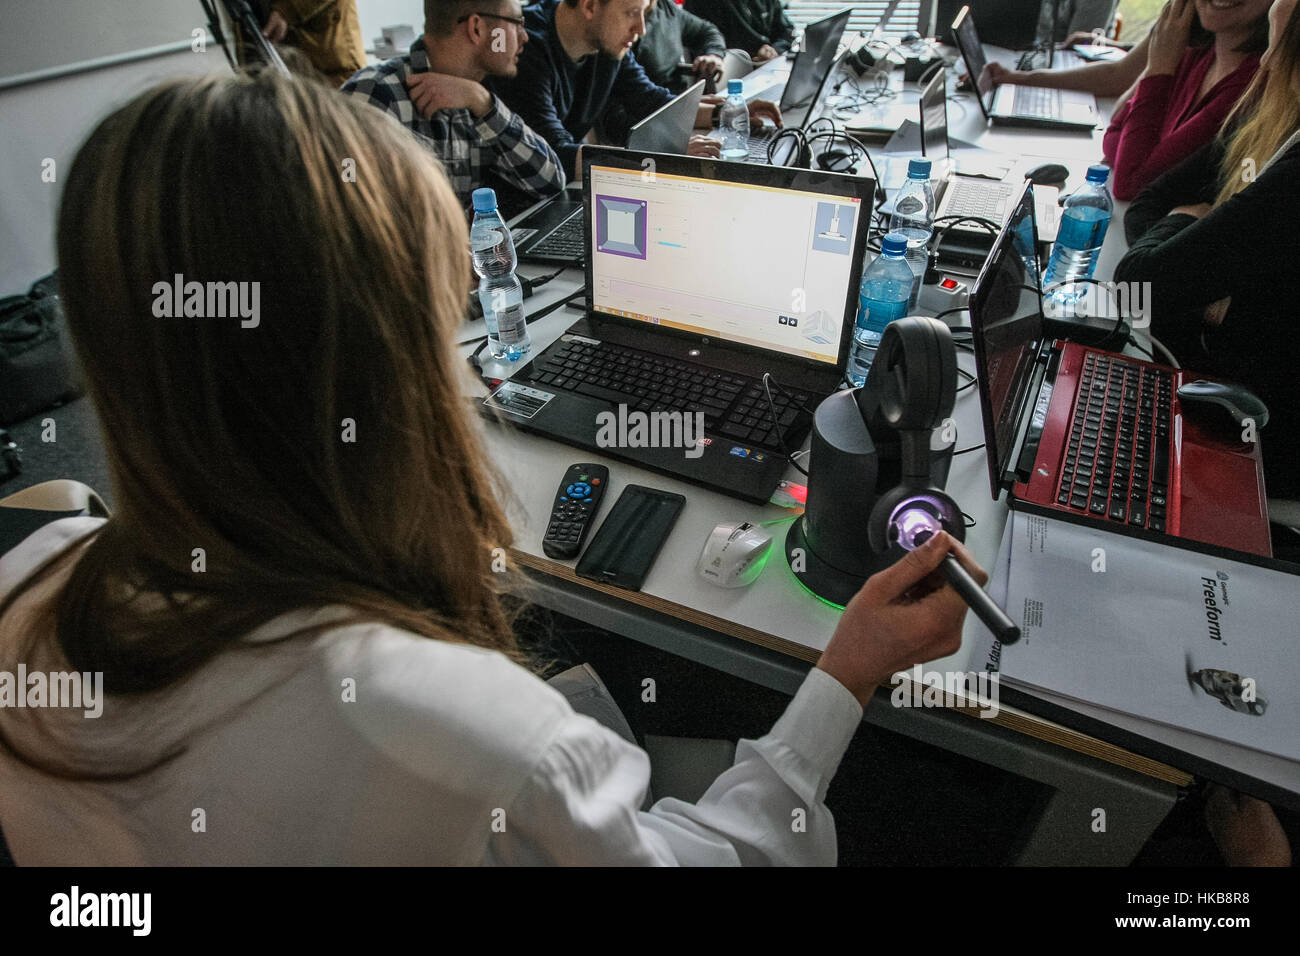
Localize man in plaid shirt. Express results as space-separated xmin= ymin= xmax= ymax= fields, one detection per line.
xmin=340 ymin=0 xmax=565 ymax=212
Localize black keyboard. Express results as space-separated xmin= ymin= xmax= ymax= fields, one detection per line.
xmin=1056 ymin=353 xmax=1173 ymax=532
xmin=529 ymin=213 xmax=585 ymax=260
xmin=522 ymin=339 xmax=816 ymax=449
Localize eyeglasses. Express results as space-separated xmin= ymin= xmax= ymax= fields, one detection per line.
xmin=456 ymin=12 xmax=527 ymax=27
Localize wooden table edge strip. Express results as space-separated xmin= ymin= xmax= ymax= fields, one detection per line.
xmin=511 ymin=549 xmax=1193 ymax=788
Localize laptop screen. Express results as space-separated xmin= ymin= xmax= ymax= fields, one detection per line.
xmin=783 ymin=8 xmax=852 ymax=112
xmin=951 ymin=6 xmax=995 ymax=116
xmin=582 ymin=149 xmax=872 ymax=368
xmin=920 ymin=67 xmax=948 ymax=159
xmin=969 ymin=182 xmax=1045 ymax=496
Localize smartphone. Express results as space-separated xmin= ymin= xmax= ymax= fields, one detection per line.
xmin=575 ymin=485 xmax=686 ymax=591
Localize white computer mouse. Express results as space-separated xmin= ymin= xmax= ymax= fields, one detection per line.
xmin=696 ymin=521 xmax=774 ymax=588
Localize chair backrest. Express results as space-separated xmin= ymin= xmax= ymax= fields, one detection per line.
xmin=717 ymin=48 xmax=755 ymax=89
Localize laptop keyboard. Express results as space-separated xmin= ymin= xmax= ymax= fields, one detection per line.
xmin=529 ymin=213 xmax=585 ymax=260
xmin=521 ymin=339 xmax=816 ymax=449
xmin=943 ymin=179 xmax=1015 ymax=223
xmin=1056 ymin=354 xmax=1173 ymax=532
xmin=1011 ymin=85 xmax=1061 ymax=119
xmin=747 ymin=126 xmax=779 ymax=161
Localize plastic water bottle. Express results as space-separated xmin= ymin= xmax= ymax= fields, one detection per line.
xmin=719 ymin=79 xmax=750 ymax=162
xmin=847 ymin=234 xmax=913 ymax=386
xmin=470 ymin=187 xmax=531 ymax=362
xmin=1043 ymin=164 xmax=1113 ymax=308
xmin=888 ymin=158 xmax=935 ymax=310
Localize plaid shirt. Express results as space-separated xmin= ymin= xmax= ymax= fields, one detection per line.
xmin=340 ymin=38 xmax=565 ymax=209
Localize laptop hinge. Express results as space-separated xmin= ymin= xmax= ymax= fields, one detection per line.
xmin=1005 ymin=346 xmax=1060 ymax=488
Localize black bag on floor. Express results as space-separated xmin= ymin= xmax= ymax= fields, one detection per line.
xmin=0 ymin=272 xmax=82 ymax=425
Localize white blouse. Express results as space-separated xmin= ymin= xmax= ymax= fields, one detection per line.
xmin=0 ymin=518 xmax=863 ymax=865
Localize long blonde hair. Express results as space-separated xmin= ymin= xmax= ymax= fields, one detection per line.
xmin=0 ymin=70 xmax=527 ymax=703
xmin=1217 ymin=1 xmax=1300 ymax=207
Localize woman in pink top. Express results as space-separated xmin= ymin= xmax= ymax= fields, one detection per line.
xmin=1102 ymin=0 xmax=1266 ymax=199
xmin=985 ymin=0 xmax=1270 ymax=200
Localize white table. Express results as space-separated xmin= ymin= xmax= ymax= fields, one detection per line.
xmin=463 ymin=46 xmax=1299 ymax=862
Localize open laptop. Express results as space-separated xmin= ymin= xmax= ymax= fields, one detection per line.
xmin=483 ymin=147 xmax=875 ymax=503
xmin=745 ymin=49 xmax=849 ymax=164
xmin=627 ymin=80 xmax=706 ymax=154
xmin=968 ymin=183 xmax=1272 ymax=556
xmin=951 ymin=5 xmax=1098 ymax=132
xmin=748 ymin=7 xmax=851 ymax=117
xmin=514 ymin=84 xmax=709 ymax=264
xmin=878 ymin=68 xmax=1059 ymax=269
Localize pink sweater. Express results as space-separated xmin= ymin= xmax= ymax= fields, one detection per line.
xmin=1102 ymin=46 xmax=1259 ymax=201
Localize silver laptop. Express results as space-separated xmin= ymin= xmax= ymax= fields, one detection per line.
xmin=951 ymin=5 xmax=1098 ymax=132
xmin=628 ymin=81 xmax=706 ymax=154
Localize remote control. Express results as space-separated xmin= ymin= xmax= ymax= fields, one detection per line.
xmin=542 ymin=463 xmax=610 ymax=559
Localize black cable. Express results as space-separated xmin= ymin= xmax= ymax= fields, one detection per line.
xmin=761 ymin=373 xmax=808 ymax=477
xmin=930 ymin=305 xmax=968 ymax=325
xmin=953 ymin=443 xmax=985 ymax=455
xmin=1127 ymin=335 xmax=1154 ymax=360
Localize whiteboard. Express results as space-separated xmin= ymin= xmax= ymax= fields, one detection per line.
xmin=0 ymin=0 xmax=216 ymax=85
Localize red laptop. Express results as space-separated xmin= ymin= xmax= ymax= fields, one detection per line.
xmin=968 ymin=183 xmax=1272 ymax=557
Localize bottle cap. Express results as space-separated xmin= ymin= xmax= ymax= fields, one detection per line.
xmin=471 ymin=187 xmax=498 ymax=213
xmin=1085 ymin=164 xmax=1110 ymax=184
xmin=881 ymin=234 xmax=908 ymax=257
xmin=907 ymin=158 xmax=932 ymax=180
xmin=728 ymin=79 xmax=744 ymax=95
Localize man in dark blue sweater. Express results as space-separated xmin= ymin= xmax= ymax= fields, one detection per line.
xmin=493 ymin=0 xmax=778 ymax=179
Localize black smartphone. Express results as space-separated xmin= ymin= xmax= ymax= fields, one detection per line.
xmin=575 ymin=485 xmax=686 ymax=591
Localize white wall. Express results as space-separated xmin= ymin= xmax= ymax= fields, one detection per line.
xmin=356 ymin=0 xmax=425 ymax=51
xmin=0 ymin=2 xmax=436 ymax=296
xmin=0 ymin=47 xmax=223 ymax=296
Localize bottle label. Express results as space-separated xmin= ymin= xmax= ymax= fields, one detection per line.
xmin=1056 ymin=211 xmax=1110 ymax=250
xmin=494 ymin=302 xmax=527 ymax=343
xmin=859 ymin=296 xmax=908 ymax=331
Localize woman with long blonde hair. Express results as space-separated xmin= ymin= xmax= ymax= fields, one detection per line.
xmin=1116 ymin=0 xmax=1300 ymax=507
xmin=0 ymin=70 xmax=979 ymax=864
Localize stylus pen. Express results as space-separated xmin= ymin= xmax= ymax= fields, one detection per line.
xmin=939 ymin=555 xmax=1021 ymax=645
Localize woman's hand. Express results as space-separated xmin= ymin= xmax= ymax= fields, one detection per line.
xmin=1169 ymin=202 xmax=1211 ymax=218
xmin=1204 ymin=296 xmax=1231 ymax=327
xmin=1146 ymin=0 xmax=1196 ymax=76
xmin=753 ymin=44 xmax=779 ymax=63
xmin=816 ymin=531 xmax=984 ymax=708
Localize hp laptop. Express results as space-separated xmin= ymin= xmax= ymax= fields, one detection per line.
xmin=951 ymin=5 xmax=1098 ymax=132
xmin=484 ymin=147 xmax=875 ymax=503
xmin=514 ymin=84 xmax=709 ymax=264
xmin=968 ymin=183 xmax=1272 ymax=556
xmin=627 ymin=80 xmax=706 ymax=154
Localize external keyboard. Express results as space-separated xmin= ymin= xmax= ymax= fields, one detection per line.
xmin=1056 ymin=354 xmax=1173 ymax=532
xmin=522 ymin=339 xmax=816 ymax=449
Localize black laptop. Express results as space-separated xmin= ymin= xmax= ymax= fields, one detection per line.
xmin=484 ymin=147 xmax=875 ymax=503
xmin=514 ymin=82 xmax=711 ymax=264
